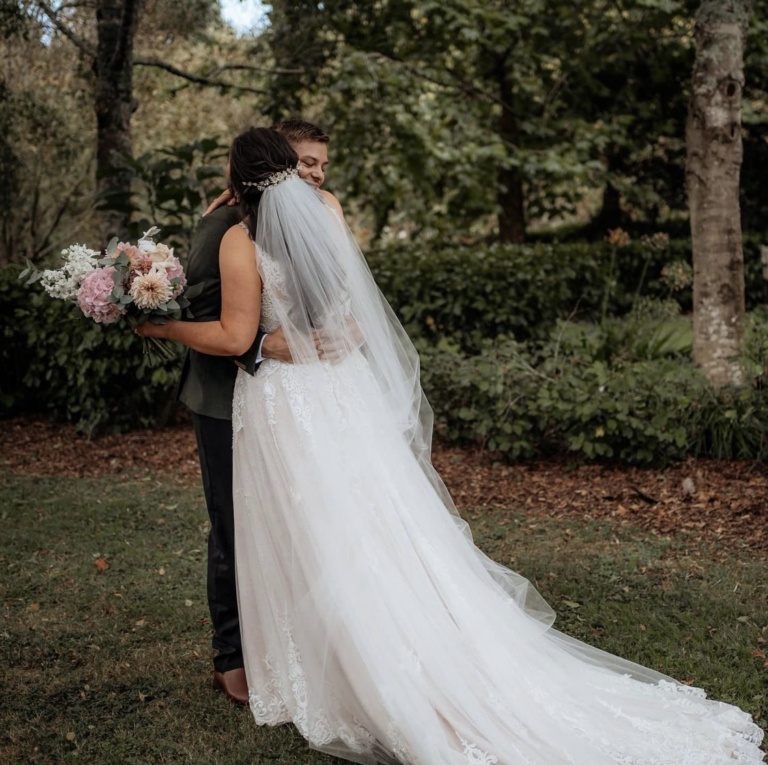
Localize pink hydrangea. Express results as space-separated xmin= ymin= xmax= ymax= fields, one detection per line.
xmin=165 ymin=255 xmax=187 ymax=297
xmin=77 ymin=267 xmax=125 ymax=324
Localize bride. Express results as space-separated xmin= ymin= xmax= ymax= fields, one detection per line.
xmin=140 ymin=127 xmax=765 ymax=764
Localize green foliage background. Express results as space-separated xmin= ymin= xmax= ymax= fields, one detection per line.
xmin=4 ymin=234 xmax=767 ymax=460
xmin=0 ymin=269 xmax=183 ymax=435
xmin=1 ymin=1 xmax=767 ymax=461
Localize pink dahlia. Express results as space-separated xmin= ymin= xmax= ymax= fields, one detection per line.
xmin=77 ymin=267 xmax=125 ymax=324
xmin=115 ymin=241 xmax=141 ymax=262
xmin=128 ymin=252 xmax=154 ymax=279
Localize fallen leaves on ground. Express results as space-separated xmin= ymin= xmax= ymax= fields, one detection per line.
xmin=1 ymin=416 xmax=765 ymax=554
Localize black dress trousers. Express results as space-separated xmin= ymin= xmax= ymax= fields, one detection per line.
xmin=192 ymin=412 xmax=243 ymax=673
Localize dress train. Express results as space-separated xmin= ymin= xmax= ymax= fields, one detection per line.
xmin=232 ymin=349 xmax=764 ymax=765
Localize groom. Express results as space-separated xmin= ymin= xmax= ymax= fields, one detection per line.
xmin=178 ymin=120 xmax=331 ymax=704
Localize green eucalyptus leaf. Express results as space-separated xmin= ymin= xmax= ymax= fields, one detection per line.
xmin=182 ymin=281 xmax=205 ymax=300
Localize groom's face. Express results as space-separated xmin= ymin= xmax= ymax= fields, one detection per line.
xmin=293 ymin=141 xmax=329 ymax=189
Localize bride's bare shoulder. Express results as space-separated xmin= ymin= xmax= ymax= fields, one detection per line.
xmin=220 ymin=222 xmax=255 ymax=261
xmin=221 ymin=222 xmax=252 ymax=246
xmin=319 ymin=190 xmax=344 ymax=219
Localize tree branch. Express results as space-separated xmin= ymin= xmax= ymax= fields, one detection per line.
xmin=36 ymin=1 xmax=95 ymax=57
xmin=133 ymin=57 xmax=270 ymax=95
xmin=369 ymin=49 xmax=512 ymax=112
xmin=41 ymin=165 xmax=90 ymax=255
xmin=541 ymin=72 xmax=570 ymax=117
xmin=210 ymin=64 xmax=306 ymax=76
xmin=32 ymin=4 xmax=278 ymax=98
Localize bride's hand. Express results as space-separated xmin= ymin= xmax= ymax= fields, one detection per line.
xmin=135 ymin=320 xmax=173 ymax=339
xmin=262 ymin=328 xmax=294 ymax=363
xmin=203 ymin=188 xmax=236 ymax=217
xmin=314 ymin=326 xmax=362 ymax=364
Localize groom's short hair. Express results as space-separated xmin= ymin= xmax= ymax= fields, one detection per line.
xmin=271 ymin=119 xmax=329 ymax=145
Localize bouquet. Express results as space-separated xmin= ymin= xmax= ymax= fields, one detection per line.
xmin=20 ymin=227 xmax=202 ymax=362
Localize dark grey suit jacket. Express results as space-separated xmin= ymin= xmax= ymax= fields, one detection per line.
xmin=177 ymin=205 xmax=262 ymax=420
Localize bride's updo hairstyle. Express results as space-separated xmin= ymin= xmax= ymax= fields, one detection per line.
xmin=228 ymin=127 xmax=299 ymax=239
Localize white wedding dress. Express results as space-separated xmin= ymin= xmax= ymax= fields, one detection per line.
xmin=230 ymin=182 xmax=764 ymax=765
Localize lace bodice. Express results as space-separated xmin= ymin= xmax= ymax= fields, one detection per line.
xmin=257 ymin=250 xmax=284 ymax=333
xmin=238 ymin=222 xmax=282 ymax=333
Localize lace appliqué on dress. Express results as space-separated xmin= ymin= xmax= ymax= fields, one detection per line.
xmin=257 ymin=250 xmax=285 ymax=334
xmin=248 ymin=656 xmax=287 ymax=726
xmin=232 ymin=372 xmax=246 ymax=439
xmin=457 ymin=734 xmax=499 ymax=765
xmin=248 ymin=614 xmax=376 ymax=755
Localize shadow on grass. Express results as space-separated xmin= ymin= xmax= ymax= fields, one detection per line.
xmin=1 ymin=472 xmax=765 ymax=763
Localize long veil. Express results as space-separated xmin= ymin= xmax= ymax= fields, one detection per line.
xmin=254 ymin=176 xmax=556 ymax=629
xmin=253 ymin=177 xmax=694 ymax=687
xmin=238 ymin=177 xmax=766 ymax=765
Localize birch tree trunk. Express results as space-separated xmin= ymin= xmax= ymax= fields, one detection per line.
xmin=686 ymin=0 xmax=751 ymax=388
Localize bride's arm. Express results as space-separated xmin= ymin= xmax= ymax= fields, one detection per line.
xmin=138 ymin=225 xmax=261 ymax=356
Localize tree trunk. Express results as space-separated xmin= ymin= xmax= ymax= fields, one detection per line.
xmin=0 ymin=79 xmax=20 ymax=264
xmin=497 ymin=63 xmax=525 ymax=244
xmin=686 ymin=0 xmax=750 ymax=388
xmin=498 ymin=163 xmax=526 ymax=244
xmin=761 ymin=244 xmax=768 ymax=303
xmin=93 ymin=0 xmax=142 ymax=238
xmin=266 ymin=0 xmax=326 ymax=121
xmin=592 ymin=162 xmax=623 ymax=233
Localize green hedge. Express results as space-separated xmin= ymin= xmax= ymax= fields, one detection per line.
xmin=0 ymin=265 xmax=183 ymax=434
xmin=366 ymin=237 xmax=767 ymax=350
xmin=419 ymin=331 xmax=768 ymax=465
xmin=3 ymin=235 xmax=766 ymax=459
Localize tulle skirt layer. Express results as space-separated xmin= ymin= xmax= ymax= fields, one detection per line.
xmin=232 ymin=355 xmax=765 ymax=765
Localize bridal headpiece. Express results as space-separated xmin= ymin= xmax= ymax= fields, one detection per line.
xmin=242 ymin=164 xmax=300 ymax=192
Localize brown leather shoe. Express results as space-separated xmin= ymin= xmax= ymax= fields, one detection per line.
xmin=212 ymin=667 xmax=249 ymax=705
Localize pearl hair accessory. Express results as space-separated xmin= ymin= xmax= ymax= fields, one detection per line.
xmin=242 ymin=164 xmax=300 ymax=192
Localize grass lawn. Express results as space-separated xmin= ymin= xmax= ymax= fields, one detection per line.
xmin=1 ymin=470 xmax=766 ymax=764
